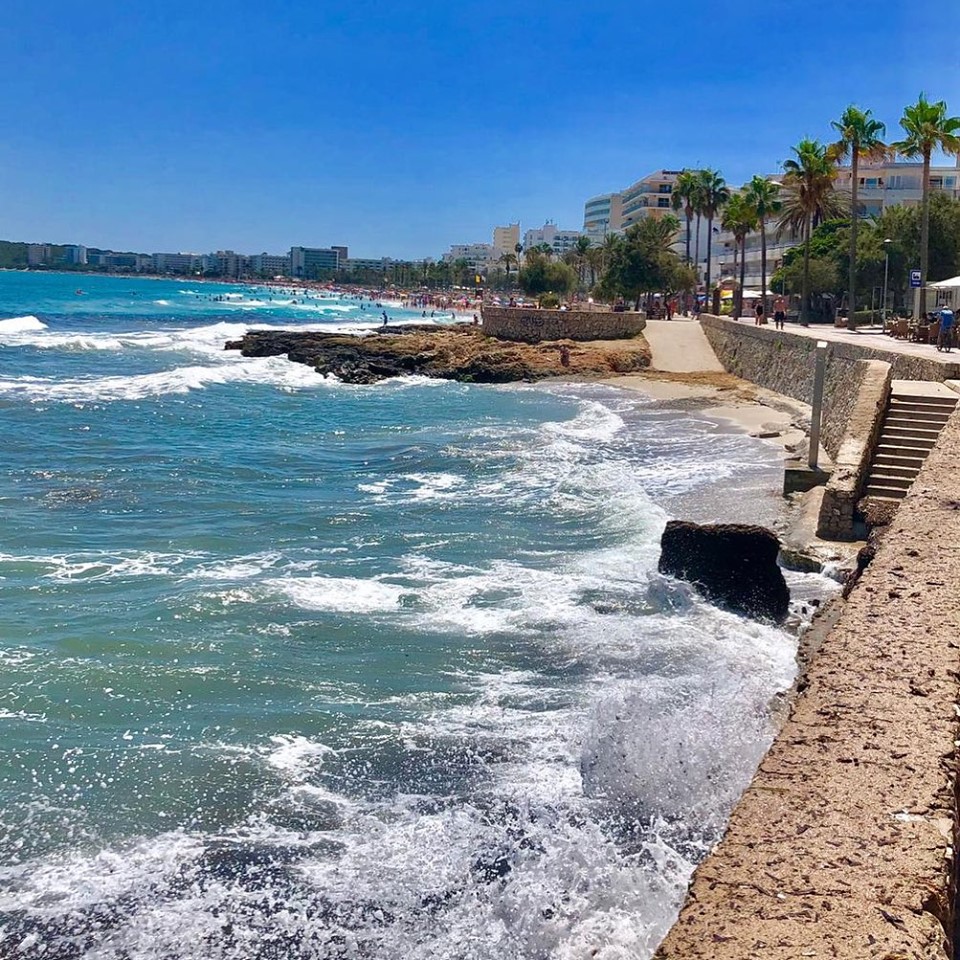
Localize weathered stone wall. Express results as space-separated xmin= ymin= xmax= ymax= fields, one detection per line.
xmin=700 ymin=314 xmax=960 ymax=459
xmin=654 ymin=406 xmax=960 ymax=959
xmin=816 ymin=359 xmax=892 ymax=540
xmin=481 ymin=306 xmax=646 ymax=343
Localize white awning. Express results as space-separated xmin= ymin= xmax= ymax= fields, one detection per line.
xmin=929 ymin=276 xmax=960 ymax=288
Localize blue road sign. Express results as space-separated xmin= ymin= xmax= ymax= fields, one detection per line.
xmin=910 ymin=269 xmax=922 ymax=288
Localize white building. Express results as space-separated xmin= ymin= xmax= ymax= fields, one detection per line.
xmin=153 ymin=252 xmax=202 ymax=275
xmin=710 ymin=162 xmax=960 ymax=293
xmin=443 ymin=243 xmax=498 ymax=272
xmin=522 ymin=223 xmax=583 ymax=257
xmin=250 ymin=252 xmax=291 ymax=276
xmin=582 ymin=193 xmax=623 ymax=241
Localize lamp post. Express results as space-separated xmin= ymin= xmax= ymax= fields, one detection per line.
xmin=882 ymin=238 xmax=892 ymax=324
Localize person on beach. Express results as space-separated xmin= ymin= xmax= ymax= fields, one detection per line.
xmin=755 ymin=301 xmax=765 ymax=326
xmin=937 ymin=304 xmax=955 ymax=352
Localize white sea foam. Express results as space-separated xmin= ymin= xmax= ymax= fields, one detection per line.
xmin=264 ymin=575 xmax=407 ymax=613
xmin=263 ymin=735 xmax=336 ymax=781
xmin=0 ymin=354 xmax=327 ymax=401
xmin=0 ymin=314 xmax=47 ymax=334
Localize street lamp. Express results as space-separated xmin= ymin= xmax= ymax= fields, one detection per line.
xmin=882 ymin=238 xmax=892 ymax=324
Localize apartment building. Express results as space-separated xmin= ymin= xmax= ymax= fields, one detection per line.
xmin=442 ymin=243 xmax=498 ymax=272
xmin=493 ymin=223 xmax=520 ymax=257
xmin=249 ymin=253 xmax=291 ymax=276
xmin=710 ymin=162 xmax=960 ymax=292
xmin=582 ymin=193 xmax=623 ymax=241
xmin=522 ymin=222 xmax=583 ymax=257
xmin=290 ymin=246 xmax=342 ymax=278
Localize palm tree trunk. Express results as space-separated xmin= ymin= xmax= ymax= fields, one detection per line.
xmin=732 ymin=239 xmax=739 ymax=314
xmin=685 ymin=211 xmax=692 ymax=264
xmin=705 ymin=214 xmax=714 ymax=302
xmin=760 ymin=221 xmax=768 ymax=317
xmin=920 ymin=147 xmax=931 ymax=317
xmin=694 ymin=214 xmax=702 ymax=279
xmin=739 ymin=236 xmax=747 ymax=319
xmin=801 ymin=215 xmax=811 ymax=326
xmin=848 ymin=150 xmax=859 ymax=329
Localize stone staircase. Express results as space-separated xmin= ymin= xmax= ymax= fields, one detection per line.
xmin=864 ymin=380 xmax=958 ymax=501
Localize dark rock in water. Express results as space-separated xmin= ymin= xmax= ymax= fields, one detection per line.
xmin=658 ymin=521 xmax=789 ymax=622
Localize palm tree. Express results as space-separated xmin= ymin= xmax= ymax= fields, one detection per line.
xmin=499 ymin=252 xmax=517 ymax=280
xmin=721 ymin=193 xmax=759 ymax=319
xmin=742 ymin=175 xmax=782 ymax=316
xmin=778 ymin=139 xmax=844 ymax=324
xmin=831 ymin=106 xmax=887 ymax=326
xmin=585 ymin=246 xmax=603 ymax=288
xmin=671 ymin=170 xmax=699 ymax=265
xmin=892 ymin=94 xmax=960 ymax=316
xmin=572 ymin=235 xmax=592 ymax=289
xmin=514 ymin=242 xmax=524 ymax=270
xmin=698 ymin=168 xmax=729 ymax=304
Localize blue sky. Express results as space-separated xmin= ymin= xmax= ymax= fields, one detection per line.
xmin=0 ymin=0 xmax=957 ymax=259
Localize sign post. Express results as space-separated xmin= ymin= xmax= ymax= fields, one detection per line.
xmin=911 ymin=269 xmax=922 ymax=319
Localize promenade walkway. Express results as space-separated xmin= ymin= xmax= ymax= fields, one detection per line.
xmin=643 ymin=318 xmax=723 ymax=372
xmin=750 ymin=318 xmax=958 ymax=366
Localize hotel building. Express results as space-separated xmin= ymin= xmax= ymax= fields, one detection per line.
xmin=710 ymin=161 xmax=960 ymax=294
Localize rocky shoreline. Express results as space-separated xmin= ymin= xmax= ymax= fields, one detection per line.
xmin=225 ymin=324 xmax=651 ymax=384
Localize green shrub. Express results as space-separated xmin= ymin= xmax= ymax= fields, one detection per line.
xmin=538 ymin=292 xmax=561 ymax=309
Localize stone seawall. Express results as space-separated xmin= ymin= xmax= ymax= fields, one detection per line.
xmin=481 ymin=306 xmax=646 ymax=343
xmin=654 ymin=406 xmax=960 ymax=959
xmin=700 ymin=315 xmax=960 ymax=459
xmin=816 ymin=360 xmax=892 ymax=540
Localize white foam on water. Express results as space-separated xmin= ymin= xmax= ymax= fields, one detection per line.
xmin=0 ymin=314 xmax=46 ymax=333
xmin=263 ymin=575 xmax=407 ymax=614
xmin=0 ymin=353 xmax=328 ymax=401
xmin=263 ymin=735 xmax=337 ymax=781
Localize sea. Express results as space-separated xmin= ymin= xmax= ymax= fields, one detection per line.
xmin=0 ymin=272 xmax=835 ymax=959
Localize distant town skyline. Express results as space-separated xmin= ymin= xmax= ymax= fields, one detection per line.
xmin=1 ymin=0 xmax=957 ymax=259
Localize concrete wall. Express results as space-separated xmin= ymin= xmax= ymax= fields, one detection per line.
xmin=654 ymin=404 xmax=960 ymax=959
xmin=481 ymin=306 xmax=646 ymax=343
xmin=700 ymin=315 xmax=960 ymax=459
xmin=816 ymin=360 xmax=892 ymax=540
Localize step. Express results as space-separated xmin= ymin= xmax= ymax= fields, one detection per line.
xmin=869 ymin=461 xmax=922 ymax=478
xmin=865 ymin=472 xmax=913 ymax=490
xmin=873 ymin=446 xmax=926 ymax=462
xmin=891 ymin=392 xmax=958 ymax=408
xmin=864 ymin=484 xmax=908 ymax=500
xmin=879 ymin=427 xmax=939 ymax=444
xmin=888 ymin=400 xmax=956 ymax=417
xmin=877 ymin=435 xmax=937 ymax=452
xmin=884 ymin=415 xmax=950 ymax=432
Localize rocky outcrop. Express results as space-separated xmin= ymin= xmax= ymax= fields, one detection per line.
xmin=658 ymin=521 xmax=790 ymax=622
xmin=225 ymin=324 xmax=650 ymax=384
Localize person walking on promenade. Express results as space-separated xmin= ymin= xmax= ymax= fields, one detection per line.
xmin=937 ymin=304 xmax=955 ymax=352
xmin=755 ymin=300 xmax=765 ymax=326
xmin=773 ymin=297 xmax=786 ymax=330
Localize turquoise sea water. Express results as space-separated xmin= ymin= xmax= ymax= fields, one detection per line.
xmin=0 ymin=272 xmax=830 ymax=958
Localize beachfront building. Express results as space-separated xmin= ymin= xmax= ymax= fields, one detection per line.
xmin=152 ymin=252 xmax=203 ymax=275
xmin=249 ymin=253 xmax=291 ymax=277
xmin=492 ymin=223 xmax=520 ymax=257
xmin=522 ymin=223 xmax=583 ymax=257
xmin=582 ymin=193 xmax=623 ymax=242
xmin=710 ymin=161 xmax=960 ymax=294
xmin=289 ymin=246 xmax=342 ymax=278
xmin=619 ymin=170 xmax=681 ymax=230
xmin=442 ymin=243 xmax=498 ymax=273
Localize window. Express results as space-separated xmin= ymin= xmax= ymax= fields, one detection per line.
xmin=658 ymin=183 xmax=672 ymax=193
xmin=946 ymin=177 xmax=956 ymax=188
xmin=657 ymin=197 xmax=671 ymax=207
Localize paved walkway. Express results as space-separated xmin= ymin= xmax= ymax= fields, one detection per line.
xmin=749 ymin=319 xmax=959 ymax=365
xmin=643 ymin=318 xmax=723 ymax=372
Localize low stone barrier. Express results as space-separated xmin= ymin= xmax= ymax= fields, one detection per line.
xmin=654 ymin=403 xmax=960 ymax=959
xmin=700 ymin=314 xmax=960 ymax=459
xmin=481 ymin=306 xmax=646 ymax=343
xmin=816 ymin=359 xmax=892 ymax=540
